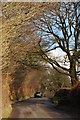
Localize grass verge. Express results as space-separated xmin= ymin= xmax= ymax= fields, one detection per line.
xmin=3 ymin=106 xmax=12 ymax=119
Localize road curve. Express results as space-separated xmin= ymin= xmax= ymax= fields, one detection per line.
xmin=10 ymin=98 xmax=72 ymax=118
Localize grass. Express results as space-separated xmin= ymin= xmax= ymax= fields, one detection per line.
xmin=50 ymin=96 xmax=61 ymax=105
xmin=2 ymin=106 xmax=12 ymax=119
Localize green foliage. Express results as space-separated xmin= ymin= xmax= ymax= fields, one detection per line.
xmin=51 ymin=96 xmax=61 ymax=105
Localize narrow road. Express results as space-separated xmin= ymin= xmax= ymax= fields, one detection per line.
xmin=10 ymin=98 xmax=72 ymax=118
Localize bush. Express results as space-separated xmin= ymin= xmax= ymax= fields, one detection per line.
xmin=69 ymin=82 xmax=80 ymax=106
xmin=54 ymin=88 xmax=70 ymax=98
xmin=52 ymin=82 xmax=80 ymax=107
xmin=53 ymin=88 xmax=71 ymax=105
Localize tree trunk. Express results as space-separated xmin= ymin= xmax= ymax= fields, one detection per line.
xmin=69 ymin=57 xmax=78 ymax=86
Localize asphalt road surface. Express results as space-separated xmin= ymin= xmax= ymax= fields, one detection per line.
xmin=10 ymin=98 xmax=73 ymax=118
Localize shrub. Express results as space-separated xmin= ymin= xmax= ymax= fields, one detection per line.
xmin=52 ymin=82 xmax=80 ymax=107
xmin=69 ymin=82 xmax=80 ymax=106
xmin=54 ymin=88 xmax=71 ymax=98
xmin=53 ymin=88 xmax=71 ymax=105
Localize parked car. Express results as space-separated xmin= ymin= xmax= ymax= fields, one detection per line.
xmin=34 ymin=91 xmax=42 ymax=98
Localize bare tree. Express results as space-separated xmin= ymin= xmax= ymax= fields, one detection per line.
xmin=33 ymin=2 xmax=80 ymax=86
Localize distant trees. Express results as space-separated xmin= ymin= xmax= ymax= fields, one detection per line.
xmin=33 ymin=2 xmax=80 ymax=86
xmin=40 ymin=67 xmax=70 ymax=96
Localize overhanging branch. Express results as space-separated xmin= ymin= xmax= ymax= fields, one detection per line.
xmin=38 ymin=39 xmax=70 ymax=76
